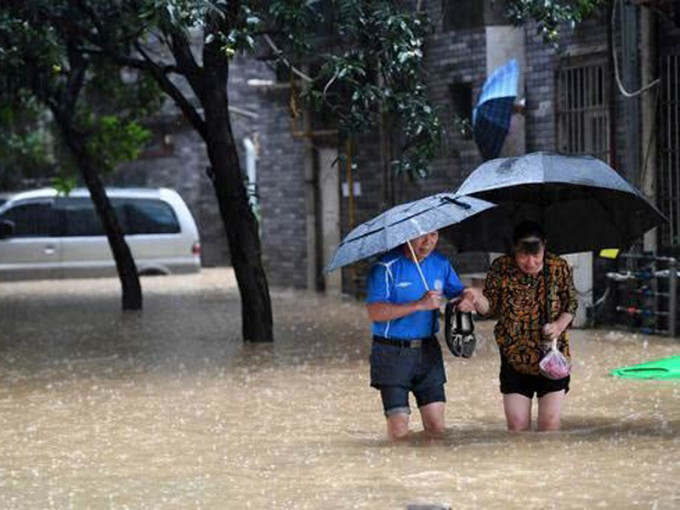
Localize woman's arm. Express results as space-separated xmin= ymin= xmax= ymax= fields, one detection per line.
xmin=543 ymin=258 xmax=577 ymax=338
xmin=456 ymin=259 xmax=503 ymax=316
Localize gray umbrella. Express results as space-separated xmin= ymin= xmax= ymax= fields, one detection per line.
xmin=325 ymin=193 xmax=497 ymax=273
xmin=447 ymin=152 xmax=667 ymax=254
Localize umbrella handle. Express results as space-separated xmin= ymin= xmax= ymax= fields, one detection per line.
xmin=406 ymin=240 xmax=430 ymax=292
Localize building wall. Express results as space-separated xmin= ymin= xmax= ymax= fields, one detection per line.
xmin=658 ymin=7 xmax=680 ymax=50
xmin=255 ymin=86 xmax=310 ymax=288
xmin=525 ymin=16 xmax=609 ymax=153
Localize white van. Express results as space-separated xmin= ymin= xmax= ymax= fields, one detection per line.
xmin=0 ymin=188 xmax=201 ymax=280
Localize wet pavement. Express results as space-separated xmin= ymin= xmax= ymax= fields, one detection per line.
xmin=0 ymin=269 xmax=678 ymax=509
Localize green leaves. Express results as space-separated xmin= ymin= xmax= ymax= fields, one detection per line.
xmin=271 ymin=0 xmax=439 ymax=179
xmin=507 ymin=0 xmax=605 ymax=45
xmin=0 ymin=2 xmax=160 ymax=187
xmin=52 ymin=174 xmax=77 ymax=195
xmin=85 ymin=115 xmax=151 ymax=171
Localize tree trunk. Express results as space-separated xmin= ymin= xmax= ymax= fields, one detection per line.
xmin=200 ymin=71 xmax=273 ymax=342
xmin=54 ymin=112 xmax=143 ymax=311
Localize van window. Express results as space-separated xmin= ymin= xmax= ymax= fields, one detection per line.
xmin=61 ymin=198 xmax=105 ymax=236
xmin=0 ymin=201 xmax=55 ymax=237
xmin=119 ymin=198 xmax=180 ymax=235
xmin=56 ymin=196 xmax=180 ymax=236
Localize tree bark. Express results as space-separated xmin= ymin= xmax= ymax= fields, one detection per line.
xmin=53 ymin=111 xmax=143 ymax=311
xmin=84 ymin=5 xmax=274 ymax=339
xmin=199 ymin=60 xmax=273 ymax=342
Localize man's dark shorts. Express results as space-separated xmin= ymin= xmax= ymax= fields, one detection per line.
xmin=500 ymin=358 xmax=570 ymax=398
xmin=369 ymin=337 xmax=446 ymax=416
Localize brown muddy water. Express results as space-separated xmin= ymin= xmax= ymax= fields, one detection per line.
xmin=0 ymin=269 xmax=678 ymax=509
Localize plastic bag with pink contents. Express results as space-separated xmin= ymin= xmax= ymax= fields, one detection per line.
xmin=539 ymin=339 xmax=571 ymax=380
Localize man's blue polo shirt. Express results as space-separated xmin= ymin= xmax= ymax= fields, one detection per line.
xmin=366 ymin=248 xmax=464 ymax=340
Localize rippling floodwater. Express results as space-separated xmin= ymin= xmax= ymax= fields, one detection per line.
xmin=0 ymin=269 xmax=678 ymax=509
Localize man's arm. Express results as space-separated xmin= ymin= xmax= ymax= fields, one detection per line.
xmin=367 ymin=290 xmax=442 ymax=322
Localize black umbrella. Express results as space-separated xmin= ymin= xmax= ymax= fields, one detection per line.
xmin=447 ymin=152 xmax=667 ymax=254
xmin=325 ymin=193 xmax=497 ymax=273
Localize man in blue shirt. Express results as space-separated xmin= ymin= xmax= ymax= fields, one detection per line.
xmin=366 ymin=230 xmax=464 ymax=440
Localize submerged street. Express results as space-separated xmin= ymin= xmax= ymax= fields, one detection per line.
xmin=0 ymin=269 xmax=678 ymax=509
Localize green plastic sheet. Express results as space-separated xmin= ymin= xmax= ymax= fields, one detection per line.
xmin=610 ymin=356 xmax=680 ymax=380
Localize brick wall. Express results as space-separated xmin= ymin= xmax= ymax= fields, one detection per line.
xmin=255 ymin=87 xmax=309 ymax=288
xmin=524 ymin=16 xmax=610 ymax=154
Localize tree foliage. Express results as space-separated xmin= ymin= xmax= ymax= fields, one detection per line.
xmin=1 ymin=0 xmax=607 ymax=187
xmin=0 ymin=95 xmax=54 ymax=189
xmin=268 ymin=0 xmax=606 ymax=178
xmin=507 ymin=0 xmax=606 ymax=44
xmin=38 ymin=0 xmax=276 ymax=339
xmin=269 ymin=0 xmax=439 ymax=178
xmin=0 ymin=6 xmax=157 ymax=188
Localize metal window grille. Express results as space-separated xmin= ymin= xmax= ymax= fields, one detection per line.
xmin=556 ymin=57 xmax=611 ymax=163
xmin=658 ymin=54 xmax=680 ymax=247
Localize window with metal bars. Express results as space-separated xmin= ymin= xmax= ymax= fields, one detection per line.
xmin=657 ymin=54 xmax=680 ymax=247
xmin=556 ymin=56 xmax=611 ymax=163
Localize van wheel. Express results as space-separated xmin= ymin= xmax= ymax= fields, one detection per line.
xmin=138 ymin=268 xmax=168 ymax=277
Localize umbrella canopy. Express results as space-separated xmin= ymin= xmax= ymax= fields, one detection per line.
xmin=447 ymin=152 xmax=667 ymax=254
xmin=472 ymin=59 xmax=519 ymax=160
xmin=325 ymin=193 xmax=497 ymax=272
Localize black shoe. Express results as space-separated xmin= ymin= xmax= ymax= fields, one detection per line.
xmin=444 ymin=304 xmax=476 ymax=358
xmin=446 ymin=333 xmax=477 ymax=358
xmin=460 ymin=333 xmax=476 ymax=358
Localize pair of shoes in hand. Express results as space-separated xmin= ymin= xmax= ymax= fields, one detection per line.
xmin=444 ymin=303 xmax=476 ymax=358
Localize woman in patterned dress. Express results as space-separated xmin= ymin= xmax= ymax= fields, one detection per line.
xmin=457 ymin=221 xmax=577 ymax=431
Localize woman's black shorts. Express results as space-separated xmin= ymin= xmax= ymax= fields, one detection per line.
xmin=499 ymin=358 xmax=570 ymax=398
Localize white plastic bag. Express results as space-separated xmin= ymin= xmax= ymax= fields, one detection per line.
xmin=539 ymin=338 xmax=571 ymax=380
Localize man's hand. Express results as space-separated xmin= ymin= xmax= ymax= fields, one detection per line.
xmin=417 ymin=290 xmax=443 ymax=311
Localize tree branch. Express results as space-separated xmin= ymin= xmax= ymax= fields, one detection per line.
xmin=82 ymin=48 xmax=181 ymax=74
xmin=262 ymin=34 xmax=313 ymax=82
xmin=62 ymin=43 xmax=88 ymax=119
xmin=167 ymin=29 xmax=202 ymax=79
xmin=133 ymin=43 xmax=208 ymax=139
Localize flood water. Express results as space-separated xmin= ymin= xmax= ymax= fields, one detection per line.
xmin=0 ymin=269 xmax=678 ymax=509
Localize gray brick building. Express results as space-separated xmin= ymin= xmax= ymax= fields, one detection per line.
xmin=117 ymin=0 xmax=680 ymax=321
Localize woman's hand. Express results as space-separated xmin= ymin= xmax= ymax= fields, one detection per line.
xmin=456 ymin=288 xmax=479 ymax=313
xmin=542 ymin=313 xmax=574 ymax=341
xmin=541 ymin=322 xmax=563 ymax=341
